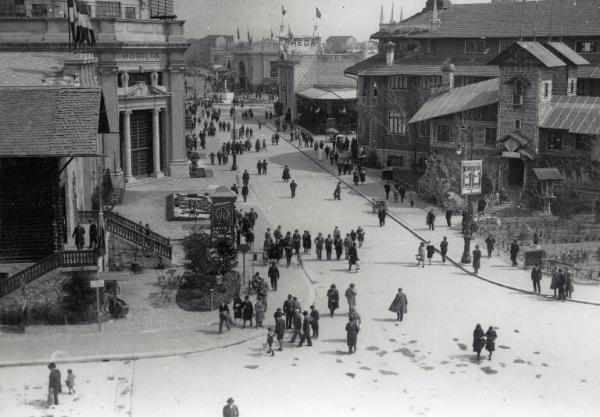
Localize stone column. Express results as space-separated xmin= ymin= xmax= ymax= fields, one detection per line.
xmin=99 ymin=65 xmax=123 ymax=188
xmin=152 ymin=108 xmax=164 ymax=178
xmin=166 ymin=59 xmax=190 ymax=178
xmin=122 ymin=110 xmax=135 ymax=183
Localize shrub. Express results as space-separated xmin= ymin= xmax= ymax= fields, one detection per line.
xmin=62 ymin=271 xmax=97 ymax=323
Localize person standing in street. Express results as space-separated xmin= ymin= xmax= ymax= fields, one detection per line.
xmin=289 ymin=310 xmax=303 ymax=343
xmin=72 ymin=223 xmax=85 ymax=251
xmin=472 ymin=245 xmax=482 ymax=274
xmin=333 ymin=181 xmax=341 ymax=200
xmin=262 ymin=159 xmax=268 ymax=174
xmin=275 ymin=312 xmax=286 ymax=351
xmin=356 ymin=226 xmax=365 ymax=248
xmin=314 ymin=233 xmax=324 ymax=260
xmin=324 ymin=234 xmax=333 ymax=260
xmin=346 ymin=316 xmax=360 ymax=354
xmin=509 ymin=240 xmax=520 ymax=266
xmin=265 ymin=328 xmax=275 ymax=356
xmin=223 ymin=398 xmax=240 ymax=417
xmin=241 ymin=184 xmax=249 ymax=202
xmin=268 ymin=262 xmax=279 ymax=291
xmin=348 ymin=243 xmax=359 ymax=272
xmin=440 ymin=237 xmax=448 ymax=263
xmin=417 ymin=242 xmax=426 ymax=268
xmin=309 ymin=305 xmax=320 ymax=339
xmin=254 ymin=297 xmax=265 ymax=328
xmin=218 ymin=302 xmax=232 ymax=333
xmin=445 ymin=207 xmax=453 ymax=227
xmin=565 ymin=268 xmax=573 ymax=299
xmin=377 ymin=206 xmax=387 ymax=227
xmin=426 ymin=242 xmax=435 ymax=265
xmin=242 ymin=169 xmax=250 ymax=186
xmin=345 ymin=283 xmax=357 ymax=311
xmin=531 ymin=263 xmax=542 ymax=294
xmin=298 ymin=311 xmax=313 ymax=347
xmin=557 ymin=268 xmax=566 ymax=300
xmin=472 ymin=324 xmax=485 ymax=361
xmin=282 ymin=165 xmax=290 ymax=182
xmin=485 ymin=234 xmax=496 ymax=258
xmin=256 ymin=160 xmax=263 ymax=175
xmin=47 ymin=363 xmax=62 ymax=406
xmin=290 ymin=179 xmax=297 ymax=198
xmin=88 ymin=220 xmax=98 ymax=249
xmin=388 ymin=288 xmax=408 ymax=321
xmin=485 ymin=326 xmax=497 ymax=360
xmin=241 ymin=295 xmax=254 ymax=328
xmin=327 ymin=284 xmax=339 ymax=317
xmin=283 ymin=294 xmax=294 ymax=329
xmin=426 ymin=209 xmax=436 ymax=230
xmin=383 ymin=181 xmax=391 ymax=200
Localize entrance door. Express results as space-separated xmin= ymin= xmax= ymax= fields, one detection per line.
xmin=130 ymin=110 xmax=153 ymax=177
xmin=508 ymin=158 xmax=524 ymax=187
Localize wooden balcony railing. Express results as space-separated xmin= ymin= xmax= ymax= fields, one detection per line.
xmin=105 ymin=212 xmax=172 ymax=259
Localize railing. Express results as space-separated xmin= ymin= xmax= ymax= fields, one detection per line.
xmin=78 ymin=210 xmax=98 ymax=224
xmin=105 ymin=212 xmax=172 ymax=259
xmin=545 ymin=259 xmax=600 ymax=282
xmin=0 ymin=250 xmax=97 ymax=298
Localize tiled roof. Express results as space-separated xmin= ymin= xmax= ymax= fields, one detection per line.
xmin=409 ymin=78 xmax=499 ymax=123
xmin=374 ymin=0 xmax=600 ymax=39
xmin=489 ymin=42 xmax=566 ymax=68
xmin=533 ymin=168 xmax=563 ymax=181
xmin=0 ymin=87 xmax=101 ymax=156
xmin=344 ymin=54 xmax=385 ymax=75
xmin=540 ymin=95 xmax=600 ymax=135
xmin=297 ymin=87 xmax=357 ymax=101
xmin=0 ymin=52 xmax=76 ymax=86
xmin=546 ymin=42 xmax=590 ymax=66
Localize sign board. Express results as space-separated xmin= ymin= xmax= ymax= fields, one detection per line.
xmin=502 ymin=151 xmax=521 ymax=159
xmin=461 ymin=160 xmax=483 ymax=196
xmin=97 ymin=271 xmax=131 ymax=281
xmin=210 ymin=201 xmax=236 ymax=244
xmin=90 ymin=279 xmax=105 ymax=288
xmin=523 ymin=249 xmax=546 ymax=270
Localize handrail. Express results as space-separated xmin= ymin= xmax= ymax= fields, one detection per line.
xmin=105 ymin=218 xmax=172 ymax=259
xmin=0 ymin=250 xmax=97 ymax=298
xmin=105 ymin=211 xmax=171 ymax=247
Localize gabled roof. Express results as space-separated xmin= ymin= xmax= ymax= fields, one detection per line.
xmin=345 ymin=54 xmax=385 ymax=76
xmin=409 ymin=78 xmax=498 ymax=124
xmin=540 ymin=95 xmax=600 ymax=135
xmin=533 ymin=168 xmax=563 ymax=181
xmin=373 ymin=0 xmax=600 ymax=39
xmin=545 ymin=42 xmax=589 ymax=67
xmin=488 ymin=42 xmax=565 ymax=68
xmin=0 ymin=87 xmax=101 ymax=157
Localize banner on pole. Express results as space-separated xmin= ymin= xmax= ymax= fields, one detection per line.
xmin=461 ymin=160 xmax=482 ymax=195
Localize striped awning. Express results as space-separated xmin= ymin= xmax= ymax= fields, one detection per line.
xmin=540 ymin=96 xmax=600 ymax=135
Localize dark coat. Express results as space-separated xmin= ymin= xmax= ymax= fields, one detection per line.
xmin=242 ymin=300 xmax=253 ymax=320
xmin=485 ymin=329 xmax=497 ymax=352
xmin=327 ymin=288 xmax=339 ymax=310
xmin=283 ymin=299 xmax=294 ymax=315
xmin=440 ymin=240 xmax=448 ymax=254
xmin=275 ymin=317 xmax=286 ymax=339
xmin=302 ymin=316 xmax=312 ymax=333
xmin=473 ymin=326 xmax=485 ymax=352
xmin=348 ymin=246 xmax=358 ymax=264
xmin=426 ymin=244 xmax=435 ymax=258
xmin=268 ymin=265 xmax=279 ymax=281
xmin=346 ymin=321 xmax=360 ymax=346
xmin=233 ymin=297 xmax=243 ymax=319
xmin=388 ymin=291 xmax=407 ymax=314
xmin=472 ymin=249 xmax=482 ymax=269
xmin=49 ymin=368 xmax=62 ymax=394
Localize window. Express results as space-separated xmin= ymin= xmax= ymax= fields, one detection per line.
xmin=96 ymin=1 xmax=121 ymax=18
xmin=304 ymin=40 xmax=309 ymax=46
xmin=436 ymin=124 xmax=450 ymax=142
xmin=515 ymin=119 xmax=521 ymax=130
xmin=125 ymin=6 xmax=136 ymax=19
xmin=544 ymin=82 xmax=550 ymax=98
xmin=270 ymin=61 xmax=278 ymax=78
xmin=547 ymin=132 xmax=562 ymax=151
xmin=465 ymin=39 xmax=485 ymax=53
xmin=388 ymin=112 xmax=406 ymax=134
xmin=513 ymin=80 xmax=524 ymax=105
xmin=569 ymin=80 xmax=575 ymax=94
xmin=373 ymin=81 xmax=378 ymax=97
xmin=361 ymin=78 xmax=367 ymax=96
xmin=388 ymin=75 xmax=407 ymax=90
xmin=420 ymin=76 xmax=442 ymax=90
xmin=575 ymin=41 xmax=598 ymax=53
xmin=484 ymin=127 xmax=497 ymax=146
xmin=418 ymin=122 xmax=430 ymax=138
xmin=387 ymin=155 xmax=404 ymax=168
xmin=127 ymin=72 xmax=162 ymax=86
xmin=575 ymin=135 xmax=592 ymax=151
xmin=31 ymin=3 xmax=48 ymax=16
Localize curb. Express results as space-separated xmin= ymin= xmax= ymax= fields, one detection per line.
xmin=266 ymin=123 xmax=600 ymax=308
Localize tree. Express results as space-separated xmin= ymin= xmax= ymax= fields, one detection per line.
xmin=62 ymin=271 xmax=96 ymax=322
xmin=181 ymin=232 xmax=237 ymax=276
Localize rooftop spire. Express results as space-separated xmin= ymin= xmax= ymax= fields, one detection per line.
xmin=380 ymin=4 xmax=384 ymax=23
xmin=390 ymin=3 xmax=394 ymax=23
xmin=400 ymin=5 xmax=403 ymax=22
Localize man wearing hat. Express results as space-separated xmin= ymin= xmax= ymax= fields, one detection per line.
xmin=283 ymin=295 xmax=294 ymax=329
xmin=223 ymin=397 xmax=239 ymax=417
xmin=298 ymin=311 xmax=313 ymax=347
xmin=309 ymin=305 xmax=320 ymax=339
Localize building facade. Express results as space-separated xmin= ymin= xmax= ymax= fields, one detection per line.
xmin=230 ymin=38 xmax=280 ymax=92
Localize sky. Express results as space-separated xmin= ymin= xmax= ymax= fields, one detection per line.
xmin=176 ymin=0 xmax=488 ymax=42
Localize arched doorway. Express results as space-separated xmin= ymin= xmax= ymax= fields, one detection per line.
xmin=508 ymin=158 xmax=524 ymax=187
xmin=238 ymin=60 xmax=247 ymax=90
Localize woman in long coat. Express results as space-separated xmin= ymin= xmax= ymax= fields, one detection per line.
xmin=327 ymin=284 xmax=340 ymax=317
xmin=485 ymin=326 xmax=497 ymax=360
xmin=472 ymin=324 xmax=485 ymax=361
xmin=282 ymin=165 xmax=290 ymax=182
xmin=550 ymin=267 xmax=559 ymax=298
xmin=388 ymin=288 xmax=408 ymax=321
xmin=242 ymin=295 xmax=254 ymax=328
xmin=345 ymin=317 xmax=360 ymax=354
xmin=254 ymin=298 xmax=265 ymax=328
xmin=347 ymin=244 xmax=359 ymax=272
xmin=233 ymin=295 xmax=244 ymax=324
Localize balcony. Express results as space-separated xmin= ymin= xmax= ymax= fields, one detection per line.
xmin=0 ymin=16 xmax=186 ymax=45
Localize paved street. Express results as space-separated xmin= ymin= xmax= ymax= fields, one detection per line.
xmin=2 ymin=105 xmax=600 ymax=417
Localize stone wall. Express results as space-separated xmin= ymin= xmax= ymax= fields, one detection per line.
xmin=107 ymin=233 xmax=171 ymax=271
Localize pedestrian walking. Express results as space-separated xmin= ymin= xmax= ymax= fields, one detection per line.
xmin=314 ymin=233 xmax=324 ymax=260
xmin=290 ymin=179 xmax=297 ymax=198
xmin=346 ymin=316 xmax=360 ymax=354
xmin=485 ymin=326 xmax=497 ymax=360
xmin=472 ymin=245 xmax=482 ymax=274
xmin=377 ymin=206 xmax=386 ymax=227
xmin=309 ymin=305 xmax=320 ymax=338
xmin=333 ymin=182 xmax=341 ymax=200
xmin=283 ymin=294 xmax=294 ymax=329
xmin=88 ymin=221 xmax=98 ymax=249
xmin=47 ymin=363 xmax=61 ymax=406
xmin=325 ymin=234 xmax=333 ymax=260
xmin=262 ymin=159 xmax=268 ymax=174
xmin=531 ymin=263 xmax=542 ymax=294
xmin=565 ymin=269 xmax=573 ymax=299
xmin=302 ymin=230 xmax=312 ymax=254
xmin=426 ymin=242 xmax=435 ymax=265
xmin=485 ymin=234 xmax=496 ymax=258
xmin=241 ymin=184 xmax=249 ymax=202
xmin=388 ymin=288 xmax=408 ymax=321
xmin=345 ymin=283 xmax=357 ymax=311
xmin=65 ymin=369 xmax=76 ymax=395
xmin=242 ymin=295 xmax=254 ymax=328
xmin=298 ymin=311 xmax=313 ymax=347
xmin=472 ymin=324 xmax=485 ymax=361
xmin=254 ymin=297 xmax=265 ymax=328
xmin=223 ymin=398 xmax=240 ymax=417
xmin=257 ymin=160 xmax=263 ymax=175
xmin=426 ymin=209 xmax=436 ymax=230
xmin=327 ymin=284 xmax=339 ymax=317
xmin=265 ymin=328 xmax=275 ymax=356
xmin=416 ymin=242 xmax=426 ymax=267
xmin=383 ymin=181 xmax=391 ymax=200
xmin=268 ymin=262 xmax=279 ymax=291
xmin=348 ymin=243 xmax=359 ymax=272
xmin=242 ymin=169 xmax=250 ymax=186
xmin=557 ymin=268 xmax=566 ymax=300
xmin=282 ymin=165 xmax=291 ymax=182
xmin=218 ymin=302 xmax=232 ymax=333
xmin=275 ymin=312 xmax=285 ymax=351
xmin=440 ymin=237 xmax=448 ymax=263
xmin=509 ymin=240 xmax=520 ymax=266
xmin=233 ymin=295 xmax=243 ymax=325
xmin=334 ymin=235 xmax=343 ymax=260
xmin=445 ymin=207 xmax=453 ymax=227
xmin=550 ymin=266 xmax=559 ymax=298
xmin=357 ymin=226 xmax=365 ymax=248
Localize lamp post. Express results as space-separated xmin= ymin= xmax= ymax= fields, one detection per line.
xmin=231 ymin=95 xmax=238 ymax=171
xmin=458 ymin=125 xmax=475 ymax=265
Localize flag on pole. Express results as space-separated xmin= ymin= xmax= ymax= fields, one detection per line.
xmin=74 ymin=3 xmax=95 ymax=46
xmin=67 ymin=0 xmax=78 ymax=40
xmin=247 ymin=29 xmax=252 ymax=45
xmin=316 ymin=7 xmax=321 ymax=19
xmin=270 ymin=28 xmax=274 ymax=38
xmin=281 ymin=5 xmax=287 ymax=15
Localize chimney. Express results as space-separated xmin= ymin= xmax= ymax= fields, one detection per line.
xmin=441 ymin=63 xmax=454 ymax=91
xmin=385 ymin=41 xmax=396 ymax=67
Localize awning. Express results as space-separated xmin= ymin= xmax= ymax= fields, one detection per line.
xmin=409 ymin=78 xmax=498 ymax=124
xmin=540 ymin=95 xmax=600 ymax=135
xmin=533 ymin=168 xmax=563 ymax=181
xmin=0 ymin=87 xmax=102 ymax=157
xmin=297 ymin=87 xmax=357 ymax=101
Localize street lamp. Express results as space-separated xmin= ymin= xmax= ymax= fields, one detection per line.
xmin=230 ymin=95 xmax=239 ymax=171
xmin=458 ymin=125 xmax=475 ymax=265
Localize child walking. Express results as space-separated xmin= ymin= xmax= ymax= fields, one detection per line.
xmin=65 ymin=369 xmax=76 ymax=394
xmin=266 ymin=328 xmax=275 ymax=356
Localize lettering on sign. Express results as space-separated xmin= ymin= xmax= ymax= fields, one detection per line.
xmin=116 ymin=51 xmax=161 ymax=62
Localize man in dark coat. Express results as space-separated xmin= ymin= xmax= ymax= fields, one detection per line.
xmin=72 ymin=223 xmax=85 ymax=250
xmin=314 ymin=233 xmax=324 ymax=260
xmin=346 ymin=316 xmax=360 ymax=354
xmin=309 ymin=305 xmax=320 ymax=339
xmin=472 ymin=245 xmax=482 ymax=274
xmin=485 ymin=235 xmax=496 ymax=258
xmin=325 ymin=234 xmax=333 ymax=260
xmin=88 ymin=221 xmax=98 ymax=249
xmin=445 ymin=208 xmax=453 ymax=227
xmin=348 ymin=243 xmax=359 ymax=272
xmin=509 ymin=240 xmax=520 ymax=266
xmin=290 ymin=179 xmax=298 ymax=198
xmin=426 ymin=209 xmax=436 ymax=230
xmin=289 ymin=310 xmax=303 ymax=343
xmin=48 ymin=362 xmax=62 ymax=405
xmin=242 ymin=169 xmax=250 ymax=186
xmin=531 ymin=263 xmax=542 ymax=294
xmin=241 ymin=184 xmax=249 ymax=202
xmin=298 ymin=311 xmax=313 ymax=347
xmin=268 ymin=262 xmax=279 ymax=291
xmin=485 ymin=326 xmax=497 ymax=360
xmin=241 ymin=295 xmax=254 ymax=328
xmin=223 ymin=398 xmax=240 ymax=417
xmin=440 ymin=237 xmax=448 ymax=263
xmin=383 ymin=182 xmax=391 ymax=200
xmin=275 ymin=312 xmax=286 ymax=351
xmin=472 ymin=324 xmax=485 ymax=361
xmin=327 ymin=284 xmax=339 ymax=317
xmin=283 ymin=294 xmax=294 ymax=329
xmin=377 ymin=207 xmax=386 ymax=227
xmin=262 ymin=159 xmax=268 ymax=174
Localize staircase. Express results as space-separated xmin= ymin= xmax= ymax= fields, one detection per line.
xmin=104 ymin=211 xmax=172 ymax=259
xmin=0 ymin=250 xmax=97 ymax=298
